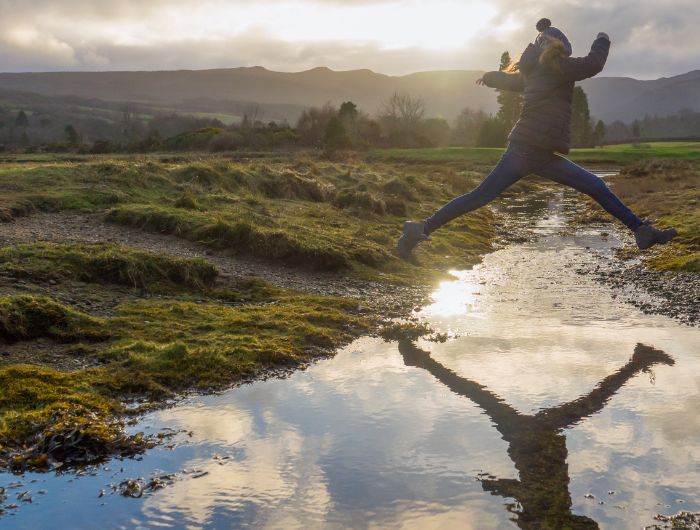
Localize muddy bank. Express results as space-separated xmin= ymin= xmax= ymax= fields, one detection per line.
xmin=648 ymin=511 xmax=700 ymax=530
xmin=0 ymin=212 xmax=434 ymax=318
xmin=574 ymin=239 xmax=700 ymax=328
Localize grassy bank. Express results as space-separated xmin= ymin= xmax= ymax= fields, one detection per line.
xmin=2 ymin=150 xmax=482 ymax=470
xmin=0 ymin=243 xmax=410 ymax=470
xmin=572 ymin=158 xmax=700 ymax=272
xmin=0 ymin=154 xmax=504 ymax=282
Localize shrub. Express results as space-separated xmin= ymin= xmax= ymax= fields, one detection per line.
xmin=160 ymin=127 xmax=224 ymax=152
xmin=44 ymin=142 xmax=69 ymax=153
xmin=124 ymin=137 xmax=162 ymax=153
xmin=90 ymin=139 xmax=115 ymax=154
xmin=209 ymin=132 xmax=246 ymax=152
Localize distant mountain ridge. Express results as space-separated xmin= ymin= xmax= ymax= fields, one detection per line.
xmin=0 ymin=66 xmax=698 ymax=124
xmin=578 ymin=70 xmax=700 ymax=122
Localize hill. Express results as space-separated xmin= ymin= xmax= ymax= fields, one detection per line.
xmin=0 ymin=68 xmax=495 ymax=124
xmin=578 ymin=70 xmax=700 ymax=122
xmin=0 ymin=67 xmax=698 ymax=126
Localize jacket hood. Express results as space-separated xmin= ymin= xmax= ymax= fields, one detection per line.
xmin=518 ymin=43 xmax=541 ymax=76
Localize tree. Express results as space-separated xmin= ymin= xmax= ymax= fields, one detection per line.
xmin=477 ymin=117 xmax=508 ymax=147
xmin=419 ymin=118 xmax=451 ymax=147
xmin=20 ymin=132 xmax=29 ymax=147
xmin=608 ymin=120 xmax=630 ymax=140
xmin=452 ymin=107 xmax=489 ymax=146
xmin=339 ymin=101 xmax=359 ymax=136
xmin=632 ymin=119 xmax=642 ymax=138
xmin=594 ymin=120 xmax=606 ymax=146
xmin=118 ymin=103 xmax=143 ymax=143
xmin=571 ymin=86 xmax=594 ymax=148
xmin=339 ymin=101 xmax=358 ymax=123
xmin=495 ymin=52 xmax=524 ymax=131
xmin=631 ymin=119 xmax=643 ymax=148
xmin=15 ymin=110 xmax=29 ymax=127
xmin=296 ymin=102 xmax=337 ymax=147
xmin=377 ymin=91 xmax=426 ymax=145
xmin=64 ymin=124 xmax=79 ymax=144
xmin=241 ymin=103 xmax=263 ymax=128
xmin=323 ymin=116 xmax=350 ymax=148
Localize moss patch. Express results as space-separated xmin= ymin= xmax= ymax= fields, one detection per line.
xmin=0 ymin=242 xmax=217 ymax=289
xmin=0 ymin=295 xmax=107 ymax=343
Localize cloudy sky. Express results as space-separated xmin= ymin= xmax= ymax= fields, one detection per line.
xmin=0 ymin=0 xmax=698 ymax=79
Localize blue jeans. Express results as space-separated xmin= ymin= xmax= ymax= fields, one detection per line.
xmin=424 ymin=143 xmax=643 ymax=234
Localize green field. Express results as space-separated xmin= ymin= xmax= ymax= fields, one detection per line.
xmin=188 ymin=112 xmax=242 ymax=125
xmin=368 ymin=142 xmax=700 ymax=164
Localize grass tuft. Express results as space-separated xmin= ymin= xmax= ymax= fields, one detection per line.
xmin=0 ymin=295 xmax=107 ymax=343
xmin=174 ymin=188 xmax=199 ymax=210
xmin=0 ymin=242 xmax=218 ymax=288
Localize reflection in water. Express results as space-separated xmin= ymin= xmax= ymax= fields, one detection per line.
xmin=425 ymin=272 xmax=481 ymax=316
xmin=399 ymin=341 xmax=675 ymax=529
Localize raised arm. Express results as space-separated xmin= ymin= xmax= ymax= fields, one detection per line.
xmin=536 ymin=344 xmax=673 ymax=430
xmin=560 ymin=35 xmax=610 ymax=82
xmin=398 ymin=341 xmax=522 ymax=430
xmin=481 ymin=71 xmax=525 ymax=92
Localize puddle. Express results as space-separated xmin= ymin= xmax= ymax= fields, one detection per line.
xmin=2 ymin=189 xmax=699 ymax=529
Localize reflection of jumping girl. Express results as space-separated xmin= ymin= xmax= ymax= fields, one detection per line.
xmin=398 ymin=19 xmax=677 ymax=258
xmin=399 ymin=340 xmax=674 ymax=529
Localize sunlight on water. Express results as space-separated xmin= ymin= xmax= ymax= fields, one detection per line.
xmin=422 ymin=271 xmax=482 ymax=317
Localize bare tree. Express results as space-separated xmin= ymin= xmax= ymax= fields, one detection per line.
xmin=452 ymin=107 xmax=489 ymax=147
xmin=118 ymin=102 xmax=142 ymax=143
xmin=241 ymin=103 xmax=263 ymax=128
xmin=377 ymin=91 xmax=426 ymax=137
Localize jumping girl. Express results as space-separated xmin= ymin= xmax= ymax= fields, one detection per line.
xmin=398 ymin=19 xmax=677 ymax=258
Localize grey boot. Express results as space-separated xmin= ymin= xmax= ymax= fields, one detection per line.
xmin=398 ymin=221 xmax=431 ymax=259
xmin=634 ymin=223 xmax=677 ymax=250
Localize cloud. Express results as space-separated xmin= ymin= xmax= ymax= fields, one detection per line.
xmin=0 ymin=0 xmax=698 ymax=78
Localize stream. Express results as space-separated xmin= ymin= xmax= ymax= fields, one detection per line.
xmin=2 ymin=186 xmax=700 ymax=529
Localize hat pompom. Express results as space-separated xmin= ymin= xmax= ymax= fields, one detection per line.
xmin=536 ymin=18 xmax=551 ymax=32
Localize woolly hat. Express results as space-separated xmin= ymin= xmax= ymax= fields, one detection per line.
xmin=535 ymin=18 xmax=572 ymax=56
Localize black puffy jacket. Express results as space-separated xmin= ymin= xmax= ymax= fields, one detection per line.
xmin=482 ymin=37 xmax=610 ymax=154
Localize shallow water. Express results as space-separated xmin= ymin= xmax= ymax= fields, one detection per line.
xmin=3 ymin=189 xmax=700 ymax=529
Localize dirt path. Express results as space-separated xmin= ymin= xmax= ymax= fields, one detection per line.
xmin=0 ymin=211 xmax=432 ymax=316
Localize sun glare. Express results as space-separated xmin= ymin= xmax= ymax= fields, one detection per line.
xmin=271 ymin=1 xmax=499 ymax=49
xmin=423 ymin=270 xmax=482 ymax=317
xmin=152 ymin=0 xmax=499 ymax=50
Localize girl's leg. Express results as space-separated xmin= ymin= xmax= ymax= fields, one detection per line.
xmin=536 ymin=155 xmax=644 ymax=232
xmin=423 ymin=144 xmax=535 ymax=234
